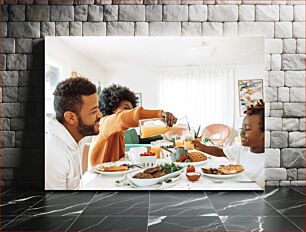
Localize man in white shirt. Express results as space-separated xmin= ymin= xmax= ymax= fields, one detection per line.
xmin=45 ymin=77 xmax=102 ymax=190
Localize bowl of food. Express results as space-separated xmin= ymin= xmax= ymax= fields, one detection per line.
xmin=127 ymin=147 xmax=148 ymax=163
xmin=186 ymin=172 xmax=201 ymax=181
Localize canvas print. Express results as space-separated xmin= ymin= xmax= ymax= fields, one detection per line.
xmin=45 ymin=36 xmax=265 ymax=190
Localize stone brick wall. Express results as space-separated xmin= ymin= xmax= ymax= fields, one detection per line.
xmin=0 ymin=0 xmax=305 ymax=187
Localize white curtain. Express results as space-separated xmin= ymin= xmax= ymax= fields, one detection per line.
xmin=157 ymin=67 xmax=235 ymax=129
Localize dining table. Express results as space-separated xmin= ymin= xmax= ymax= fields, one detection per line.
xmin=81 ymin=152 xmax=263 ymax=191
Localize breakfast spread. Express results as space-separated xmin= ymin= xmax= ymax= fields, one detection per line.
xmin=176 ymin=151 xmax=208 ymax=163
xmin=202 ymin=164 xmax=244 ymax=175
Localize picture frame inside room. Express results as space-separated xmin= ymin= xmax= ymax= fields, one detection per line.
xmin=45 ymin=36 xmax=265 ymax=191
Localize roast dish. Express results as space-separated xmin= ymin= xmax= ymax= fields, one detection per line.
xmin=202 ymin=164 xmax=244 ymax=175
xmin=133 ymin=163 xmax=183 ymax=179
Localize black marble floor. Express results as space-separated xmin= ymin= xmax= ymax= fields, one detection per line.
xmin=0 ymin=187 xmax=305 ymax=231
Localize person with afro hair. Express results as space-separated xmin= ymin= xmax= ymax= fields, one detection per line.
xmin=89 ymin=84 xmax=177 ymax=167
xmin=193 ymin=99 xmax=265 ymax=188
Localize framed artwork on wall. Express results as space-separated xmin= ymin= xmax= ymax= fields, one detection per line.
xmin=238 ymin=79 xmax=263 ymax=116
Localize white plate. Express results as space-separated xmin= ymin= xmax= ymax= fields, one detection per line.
xmin=174 ymin=159 xmax=208 ymax=167
xmin=92 ymin=161 xmax=140 ymax=176
xmin=202 ymin=171 xmax=243 ymax=179
xmin=127 ymin=169 xmax=183 ymax=187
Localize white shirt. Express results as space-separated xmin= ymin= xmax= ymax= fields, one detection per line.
xmin=45 ymin=117 xmax=84 ymax=190
xmin=223 ymin=144 xmax=265 ymax=188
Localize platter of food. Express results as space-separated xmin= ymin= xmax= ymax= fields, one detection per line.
xmin=126 ymin=163 xmax=183 ymax=187
xmin=93 ymin=161 xmax=140 ymax=176
xmin=174 ymin=151 xmax=208 ymax=167
xmin=201 ymin=164 xmax=244 ymax=179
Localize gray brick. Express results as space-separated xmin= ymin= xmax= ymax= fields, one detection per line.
xmin=265 ymin=87 xmax=277 ymax=102
xmin=275 ymin=22 xmax=292 ymax=39
xmin=0 ymin=71 xmax=17 ymax=87
xmin=182 ymin=0 xmax=203 ymax=3
xmin=265 ymin=181 xmax=279 ymax=186
xmin=278 ymin=87 xmax=289 ymax=102
xmin=297 ymin=168 xmax=305 ymax=180
xmin=104 ymin=5 xmax=118 ymax=21
xmin=238 ymin=22 xmax=274 ymax=38
xmin=10 ymin=118 xmax=25 ymax=130
xmin=293 ymin=22 xmax=305 ymax=38
xmin=269 ymin=71 xmax=284 ymax=87
xmin=0 ymin=22 xmax=7 ymax=37
xmin=55 ymin=22 xmax=69 ymax=36
xmin=0 ymin=148 xmax=22 ymax=167
xmin=223 ymin=22 xmax=238 ymax=36
xmin=18 ymin=87 xmax=32 ymax=102
xmin=33 ymin=0 xmax=49 ymax=3
xmin=27 ymin=53 xmax=44 ymax=71
xmin=182 ymin=22 xmax=201 ymax=36
xmin=144 ymin=0 xmax=158 ymax=3
xmin=95 ymin=0 xmax=112 ymax=4
xmin=2 ymin=87 xmax=18 ymax=102
xmin=287 ymin=168 xmax=297 ymax=180
xmin=159 ymin=0 xmax=181 ymax=3
xmin=135 ymin=22 xmax=148 ymax=36
xmin=208 ymin=5 xmax=238 ymax=22
xmin=265 ymin=148 xmax=280 ymax=168
xmin=202 ymin=22 xmax=222 ymax=36
xmin=266 ymin=117 xmax=282 ymax=131
xmin=285 ymin=71 xmax=305 ymax=87
xmin=0 ymin=118 xmax=10 ymax=131
xmin=283 ymin=118 xmax=299 ymax=131
xmin=299 ymin=118 xmax=305 ymax=131
xmin=255 ymin=5 xmax=279 ymax=21
xmin=0 ymin=54 xmax=6 ymax=71
xmin=74 ymin=5 xmax=88 ymax=22
xmin=9 ymin=5 xmax=25 ymax=21
xmin=265 ymin=39 xmax=282 ymax=54
xmin=265 ymin=168 xmax=287 ymax=181
xmin=0 ymin=131 xmax=15 ymax=147
xmin=119 ymin=5 xmax=145 ymax=22
xmin=239 ymin=5 xmax=255 ymax=21
xmin=16 ymin=39 xmax=32 ymax=53
xmin=281 ymin=148 xmax=305 ymax=168
xmin=0 ymin=87 xmax=2 ymax=102
xmin=282 ymin=39 xmax=296 ymax=54
xmin=82 ymin=22 xmax=106 ymax=36
xmin=271 ymin=131 xmax=288 ymax=148
xmin=74 ymin=0 xmax=94 ymax=3
xmin=26 ymin=5 xmax=50 ymax=21
xmin=270 ymin=110 xmax=283 ymax=117
xmin=7 ymin=54 xmax=27 ymax=71
xmin=1 ymin=38 xmax=15 ymax=53
xmin=8 ymin=22 xmax=40 ymax=38
xmin=279 ymin=181 xmax=290 ymax=186
xmin=289 ymin=132 xmax=305 ymax=147
xmin=149 ymin=22 xmax=181 ymax=36
xmin=296 ymin=39 xmax=305 ymax=54
xmin=3 ymin=103 xmax=20 ymax=117
xmin=106 ymin=22 xmax=134 ymax=36
xmin=294 ymin=5 xmax=305 ymax=21
xmin=113 ymin=0 xmax=143 ymax=3
xmin=270 ymin=54 xmax=281 ymax=71
xmin=50 ymin=6 xmax=74 ymax=21
xmin=41 ymin=22 xmax=55 ymax=37
xmin=1 ymin=5 xmax=9 ymax=22
xmin=88 ymin=5 xmax=103 ymax=22
xmin=189 ymin=5 xmax=207 ymax=21
xmin=145 ymin=5 xmax=162 ymax=22
xmin=284 ymin=103 xmax=305 ymax=117
xmin=49 ymin=0 xmax=74 ymax=4
xmin=265 ymin=130 xmax=270 ymax=147
xmin=266 ymin=54 xmax=271 ymax=71
xmin=280 ymin=5 xmax=293 ymax=21
xmin=290 ymin=87 xmax=305 ymax=102
xmin=270 ymin=102 xmax=282 ymax=110
xmin=163 ymin=5 xmax=188 ymax=22
xmin=290 ymin=181 xmax=306 ymax=186
xmin=70 ymin=22 xmax=82 ymax=36
xmin=282 ymin=54 xmax=306 ymax=71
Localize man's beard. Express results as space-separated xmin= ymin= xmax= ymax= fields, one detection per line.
xmin=77 ymin=115 xmax=99 ymax=136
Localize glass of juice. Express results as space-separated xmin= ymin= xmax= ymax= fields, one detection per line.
xmin=183 ymin=130 xmax=195 ymax=150
xmin=150 ymin=141 xmax=161 ymax=158
xmin=174 ymin=135 xmax=184 ymax=148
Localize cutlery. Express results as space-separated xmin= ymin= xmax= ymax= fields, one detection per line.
xmin=127 ymin=164 xmax=142 ymax=169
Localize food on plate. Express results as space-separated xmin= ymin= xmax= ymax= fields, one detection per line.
xmin=186 ymin=165 xmax=195 ymax=173
xmin=186 ymin=172 xmax=201 ymax=181
xmin=202 ymin=164 xmax=244 ymax=175
xmin=97 ymin=164 xmax=129 ymax=172
xmin=140 ymin=151 xmax=156 ymax=157
xmin=133 ymin=163 xmax=183 ymax=179
xmin=188 ymin=151 xmax=208 ymax=162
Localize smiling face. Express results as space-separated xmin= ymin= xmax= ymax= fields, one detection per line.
xmin=240 ymin=114 xmax=264 ymax=153
xmin=113 ymin=100 xmax=134 ymax=113
xmin=77 ymin=94 xmax=102 ymax=136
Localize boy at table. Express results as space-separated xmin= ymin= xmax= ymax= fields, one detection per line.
xmin=194 ymin=100 xmax=265 ymax=188
xmin=89 ymin=84 xmax=177 ymax=168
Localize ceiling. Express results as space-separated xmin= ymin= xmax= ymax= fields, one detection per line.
xmin=47 ymin=36 xmax=264 ymax=70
